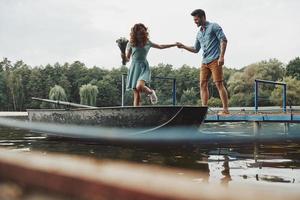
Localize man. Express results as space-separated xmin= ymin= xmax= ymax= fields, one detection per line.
xmin=177 ymin=9 xmax=229 ymax=115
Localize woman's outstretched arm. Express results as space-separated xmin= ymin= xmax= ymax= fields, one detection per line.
xmin=121 ymin=48 xmax=132 ymax=63
xmin=151 ymin=42 xmax=177 ymax=49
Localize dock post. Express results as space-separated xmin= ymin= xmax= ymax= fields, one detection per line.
xmin=254 ymin=142 xmax=259 ymax=163
xmin=283 ymin=84 xmax=287 ymax=113
xmin=253 ymin=121 xmax=261 ymax=136
xmin=254 ymin=80 xmax=258 ymax=113
xmin=253 ymin=121 xmax=261 ymax=162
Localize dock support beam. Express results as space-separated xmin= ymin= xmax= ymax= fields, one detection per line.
xmin=253 ymin=121 xmax=261 ymax=136
xmin=253 ymin=121 xmax=261 ymax=162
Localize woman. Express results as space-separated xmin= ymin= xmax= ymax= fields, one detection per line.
xmin=122 ymin=23 xmax=176 ymax=106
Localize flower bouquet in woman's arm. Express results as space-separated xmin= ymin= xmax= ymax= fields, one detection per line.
xmin=116 ymin=37 xmax=129 ymax=65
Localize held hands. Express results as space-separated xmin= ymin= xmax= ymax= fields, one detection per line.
xmin=176 ymin=42 xmax=184 ymax=48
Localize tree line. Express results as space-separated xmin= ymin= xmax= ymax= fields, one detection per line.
xmin=0 ymin=57 xmax=300 ymax=111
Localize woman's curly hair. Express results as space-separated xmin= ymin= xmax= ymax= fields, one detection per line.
xmin=130 ymin=23 xmax=149 ymax=47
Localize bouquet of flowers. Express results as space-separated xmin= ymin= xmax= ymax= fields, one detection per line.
xmin=116 ymin=37 xmax=129 ymax=65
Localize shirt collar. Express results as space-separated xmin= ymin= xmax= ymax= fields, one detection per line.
xmin=200 ymin=21 xmax=209 ymax=32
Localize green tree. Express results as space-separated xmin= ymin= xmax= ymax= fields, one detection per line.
xmin=208 ymin=97 xmax=222 ymax=107
xmin=0 ymin=72 xmax=7 ymax=110
xmin=180 ymin=87 xmax=199 ymax=105
xmin=66 ymin=61 xmax=88 ymax=103
xmin=286 ymin=57 xmax=300 ymax=80
xmin=229 ymin=93 xmax=254 ymax=107
xmin=6 ymin=71 xmax=23 ymax=111
xmin=174 ymin=64 xmax=199 ymax=103
xmin=227 ymin=59 xmax=284 ymax=106
xmin=96 ymin=75 xmax=120 ymax=106
xmin=271 ymin=76 xmax=300 ymax=106
xmin=0 ymin=58 xmax=12 ymax=71
xmin=27 ymin=68 xmax=45 ymax=108
xmin=13 ymin=62 xmax=32 ymax=110
xmin=149 ymin=66 xmax=173 ymax=104
xmin=79 ymin=84 xmax=99 ymax=106
xmin=49 ymin=85 xmax=67 ymax=101
xmin=1 ymin=56 xmax=297 ymax=110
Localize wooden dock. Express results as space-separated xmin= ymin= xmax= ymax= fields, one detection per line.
xmin=205 ymin=113 xmax=300 ymax=122
xmin=0 ymin=148 xmax=299 ymax=200
xmin=206 ymin=106 xmax=300 ymax=123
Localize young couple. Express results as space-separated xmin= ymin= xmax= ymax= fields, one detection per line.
xmin=122 ymin=9 xmax=229 ymax=115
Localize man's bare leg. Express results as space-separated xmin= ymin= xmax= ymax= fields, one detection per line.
xmin=215 ymin=81 xmax=229 ymax=113
xmin=200 ymin=80 xmax=209 ymax=106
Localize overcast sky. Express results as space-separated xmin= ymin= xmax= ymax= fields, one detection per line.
xmin=0 ymin=0 xmax=299 ymax=69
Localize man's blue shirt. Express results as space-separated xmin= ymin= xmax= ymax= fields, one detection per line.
xmin=194 ymin=21 xmax=227 ymax=64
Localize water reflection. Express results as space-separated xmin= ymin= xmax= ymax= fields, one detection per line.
xmin=221 ymin=155 xmax=232 ymax=185
xmin=0 ymin=122 xmax=300 ymax=186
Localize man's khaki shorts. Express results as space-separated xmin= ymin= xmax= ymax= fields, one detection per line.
xmin=200 ymin=59 xmax=223 ymax=82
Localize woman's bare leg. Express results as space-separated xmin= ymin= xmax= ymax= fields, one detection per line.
xmin=133 ymin=89 xmax=141 ymax=106
xmin=136 ymin=80 xmax=152 ymax=95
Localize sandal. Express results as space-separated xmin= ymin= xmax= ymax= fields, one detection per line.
xmin=148 ymin=90 xmax=158 ymax=104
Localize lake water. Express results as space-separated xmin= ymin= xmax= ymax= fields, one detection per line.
xmin=0 ymin=121 xmax=299 ymax=186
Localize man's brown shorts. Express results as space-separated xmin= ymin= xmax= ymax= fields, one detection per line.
xmin=200 ymin=59 xmax=223 ymax=82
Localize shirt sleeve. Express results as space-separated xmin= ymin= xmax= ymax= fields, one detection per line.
xmin=213 ymin=23 xmax=227 ymax=42
xmin=194 ymin=36 xmax=201 ymax=53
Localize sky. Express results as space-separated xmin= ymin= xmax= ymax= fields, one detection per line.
xmin=0 ymin=0 xmax=299 ymax=69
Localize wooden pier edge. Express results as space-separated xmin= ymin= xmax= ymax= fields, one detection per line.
xmin=0 ymin=148 xmax=299 ymax=200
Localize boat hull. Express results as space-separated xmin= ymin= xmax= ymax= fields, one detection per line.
xmin=27 ymin=106 xmax=207 ymax=128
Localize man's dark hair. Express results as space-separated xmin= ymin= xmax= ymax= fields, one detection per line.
xmin=191 ymin=9 xmax=206 ymax=18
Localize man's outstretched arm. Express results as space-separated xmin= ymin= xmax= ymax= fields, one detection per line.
xmin=176 ymin=42 xmax=199 ymax=53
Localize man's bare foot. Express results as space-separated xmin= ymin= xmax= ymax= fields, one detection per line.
xmin=217 ymin=110 xmax=230 ymax=115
